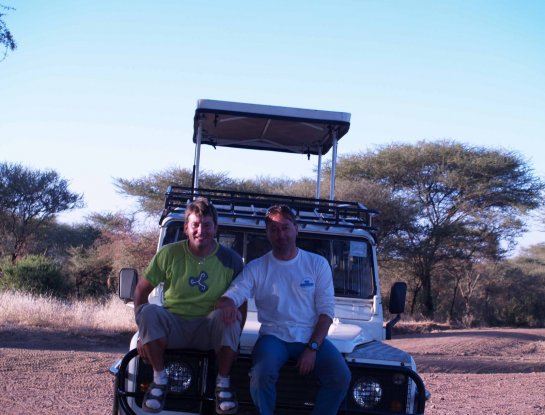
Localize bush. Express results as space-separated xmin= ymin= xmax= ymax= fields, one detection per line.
xmin=0 ymin=255 xmax=68 ymax=296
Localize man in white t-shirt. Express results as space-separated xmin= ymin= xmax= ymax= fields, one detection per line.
xmin=216 ymin=204 xmax=351 ymax=415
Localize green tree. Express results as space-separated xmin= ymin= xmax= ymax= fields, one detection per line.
xmin=114 ymin=167 xmax=239 ymax=216
xmin=29 ymin=221 xmax=101 ymax=259
xmin=0 ymin=162 xmax=84 ymax=261
xmin=336 ymin=141 xmax=545 ymax=319
xmin=0 ymin=4 xmax=16 ymax=61
xmin=114 ymin=167 xmax=316 ymax=217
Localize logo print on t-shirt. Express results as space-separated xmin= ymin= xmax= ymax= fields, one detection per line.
xmin=299 ymin=278 xmax=314 ymax=290
xmin=189 ymin=271 xmax=209 ymax=292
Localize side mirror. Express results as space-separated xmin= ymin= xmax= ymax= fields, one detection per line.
xmin=389 ymin=281 xmax=407 ymax=315
xmin=385 ymin=281 xmax=407 ymax=340
xmin=118 ymin=268 xmax=138 ymax=302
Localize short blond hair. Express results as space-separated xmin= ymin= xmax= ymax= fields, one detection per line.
xmin=185 ymin=197 xmax=218 ymax=226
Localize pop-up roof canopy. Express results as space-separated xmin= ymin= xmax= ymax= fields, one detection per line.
xmin=192 ymin=99 xmax=352 ymax=199
xmin=193 ymin=99 xmax=351 ymax=156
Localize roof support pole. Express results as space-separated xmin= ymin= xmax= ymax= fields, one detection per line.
xmin=329 ymin=128 xmax=338 ymax=200
xmin=193 ymin=116 xmax=203 ymax=190
xmin=316 ymin=147 xmax=322 ymax=199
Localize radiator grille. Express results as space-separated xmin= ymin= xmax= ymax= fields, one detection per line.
xmin=230 ymin=356 xmax=319 ymax=413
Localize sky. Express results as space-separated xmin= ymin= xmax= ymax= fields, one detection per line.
xmin=1 ymin=0 xmax=544 ymax=251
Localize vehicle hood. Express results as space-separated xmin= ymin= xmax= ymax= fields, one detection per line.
xmin=240 ymin=315 xmax=372 ymax=354
xmin=347 ymin=340 xmax=416 ymax=367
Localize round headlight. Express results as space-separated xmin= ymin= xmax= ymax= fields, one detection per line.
xmin=165 ymin=361 xmax=192 ymax=393
xmin=352 ymin=376 xmax=383 ymax=408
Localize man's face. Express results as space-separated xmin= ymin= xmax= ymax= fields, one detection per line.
xmin=184 ymin=213 xmax=217 ymax=252
xmin=266 ymin=213 xmax=298 ymax=253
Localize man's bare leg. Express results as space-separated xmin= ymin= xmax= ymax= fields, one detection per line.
xmin=142 ymin=337 xmax=169 ymax=412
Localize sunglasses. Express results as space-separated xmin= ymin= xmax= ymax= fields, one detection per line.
xmin=265 ymin=205 xmax=297 ymax=223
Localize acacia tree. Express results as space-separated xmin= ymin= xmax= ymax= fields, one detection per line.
xmin=0 ymin=4 xmax=16 ymax=61
xmin=0 ymin=162 xmax=83 ymax=261
xmin=336 ymin=140 xmax=545 ymax=319
xmin=114 ymin=167 xmax=235 ymax=215
xmin=84 ymin=212 xmax=157 ymax=290
xmin=114 ymin=166 xmax=315 ymax=217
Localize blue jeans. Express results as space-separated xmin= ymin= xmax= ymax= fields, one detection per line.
xmin=250 ymin=335 xmax=351 ymax=415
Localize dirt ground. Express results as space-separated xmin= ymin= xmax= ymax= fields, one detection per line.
xmin=1 ymin=326 xmax=545 ymax=415
xmin=388 ymin=328 xmax=545 ymax=415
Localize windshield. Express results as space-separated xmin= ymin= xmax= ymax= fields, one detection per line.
xmin=162 ymin=221 xmax=375 ymax=299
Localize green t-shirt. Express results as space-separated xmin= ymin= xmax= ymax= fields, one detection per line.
xmin=144 ymin=240 xmax=243 ymax=319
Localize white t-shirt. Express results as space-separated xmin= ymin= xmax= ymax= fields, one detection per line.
xmin=224 ymin=248 xmax=335 ymax=343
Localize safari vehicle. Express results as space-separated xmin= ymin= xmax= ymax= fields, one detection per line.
xmin=110 ymin=99 xmax=428 ymax=414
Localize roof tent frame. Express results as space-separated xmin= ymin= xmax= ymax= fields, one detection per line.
xmin=192 ymin=99 xmax=351 ymax=200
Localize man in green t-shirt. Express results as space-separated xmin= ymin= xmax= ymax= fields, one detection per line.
xmin=134 ymin=197 xmax=245 ymax=414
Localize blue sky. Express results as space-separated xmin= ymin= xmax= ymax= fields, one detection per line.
xmin=1 ymin=1 xmax=544 ymax=250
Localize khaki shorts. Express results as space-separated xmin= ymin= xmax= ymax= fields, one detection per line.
xmin=135 ymin=303 xmax=241 ymax=353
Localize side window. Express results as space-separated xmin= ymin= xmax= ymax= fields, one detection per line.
xmin=246 ymin=234 xmax=271 ymax=263
xmin=163 ymin=221 xmax=186 ymax=245
xmin=218 ymin=232 xmax=244 ymax=256
xmin=296 ymin=237 xmax=331 ymax=261
xmin=331 ymin=240 xmax=374 ymax=298
xmin=217 ymin=231 xmax=270 ymax=263
xmin=296 ymin=237 xmax=374 ymax=298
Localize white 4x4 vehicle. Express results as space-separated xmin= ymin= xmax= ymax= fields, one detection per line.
xmin=110 ymin=99 xmax=428 ymax=414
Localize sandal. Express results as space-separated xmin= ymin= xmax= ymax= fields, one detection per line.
xmin=142 ymin=382 xmax=168 ymax=413
xmin=215 ymin=386 xmax=238 ymax=414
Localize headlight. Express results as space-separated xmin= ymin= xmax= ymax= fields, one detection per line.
xmin=165 ymin=361 xmax=193 ymax=393
xmin=352 ymin=376 xmax=383 ymax=409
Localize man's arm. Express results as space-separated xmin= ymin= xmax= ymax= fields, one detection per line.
xmin=133 ymin=277 xmax=155 ymax=317
xmin=216 ymin=296 xmax=240 ymax=325
xmin=308 ymin=314 xmax=333 ymax=346
xmin=238 ymin=300 xmax=248 ymax=329
xmin=296 ymin=314 xmax=333 ymax=376
xmin=297 ymin=256 xmax=336 ymax=375
xmin=132 ymin=277 xmax=156 ymax=360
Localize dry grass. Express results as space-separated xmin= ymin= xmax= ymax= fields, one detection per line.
xmin=0 ymin=290 xmax=453 ymax=337
xmin=393 ymin=318 xmax=456 ymax=334
xmin=0 ymin=290 xmax=136 ymax=334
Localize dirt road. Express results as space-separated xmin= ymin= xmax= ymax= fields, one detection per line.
xmin=1 ymin=326 xmax=545 ymax=414
xmin=389 ymin=328 xmax=545 ymax=414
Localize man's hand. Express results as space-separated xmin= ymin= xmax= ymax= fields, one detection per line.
xmin=296 ymin=348 xmax=317 ymax=376
xmin=215 ymin=296 xmax=241 ymax=325
xmin=296 ymin=314 xmax=332 ymax=375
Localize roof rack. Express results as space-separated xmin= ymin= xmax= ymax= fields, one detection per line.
xmin=161 ymin=186 xmax=378 ymax=232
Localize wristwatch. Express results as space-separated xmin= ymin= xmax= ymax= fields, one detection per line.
xmin=307 ymin=340 xmax=320 ymax=352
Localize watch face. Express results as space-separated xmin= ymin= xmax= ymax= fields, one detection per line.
xmin=310 ymin=341 xmax=319 ymax=351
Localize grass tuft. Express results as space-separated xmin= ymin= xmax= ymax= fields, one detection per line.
xmin=393 ymin=318 xmax=456 ymax=334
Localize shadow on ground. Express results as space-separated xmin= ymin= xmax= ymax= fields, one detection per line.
xmin=0 ymin=325 xmax=133 ymax=353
